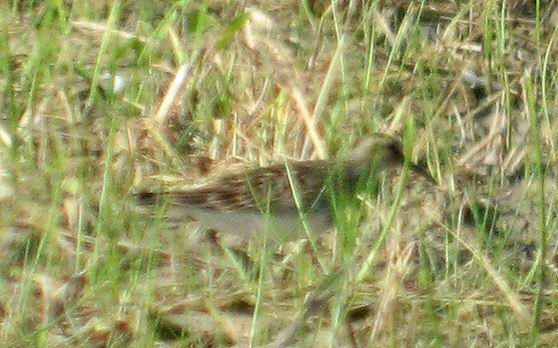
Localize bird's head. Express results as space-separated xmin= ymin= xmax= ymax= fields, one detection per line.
xmin=348 ymin=134 xmax=404 ymax=170
xmin=344 ymin=133 xmax=434 ymax=184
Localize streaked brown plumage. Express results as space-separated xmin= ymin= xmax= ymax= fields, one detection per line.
xmin=136 ymin=134 xmax=432 ymax=239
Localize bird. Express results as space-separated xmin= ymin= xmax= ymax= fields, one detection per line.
xmin=135 ymin=134 xmax=433 ymax=240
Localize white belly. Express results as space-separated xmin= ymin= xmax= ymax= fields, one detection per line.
xmin=169 ymin=206 xmax=332 ymax=241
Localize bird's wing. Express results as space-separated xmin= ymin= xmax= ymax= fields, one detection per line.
xmin=137 ymin=161 xmax=330 ymax=213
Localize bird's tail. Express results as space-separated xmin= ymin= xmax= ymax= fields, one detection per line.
xmin=134 ymin=191 xmax=159 ymax=206
xmin=133 ymin=190 xmax=201 ymax=224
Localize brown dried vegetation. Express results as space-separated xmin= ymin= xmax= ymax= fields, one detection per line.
xmin=1 ymin=0 xmax=558 ymax=346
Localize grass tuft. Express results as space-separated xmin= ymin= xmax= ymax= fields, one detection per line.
xmin=1 ymin=1 xmax=557 ymax=346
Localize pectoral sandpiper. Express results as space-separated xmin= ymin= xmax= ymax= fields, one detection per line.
xmin=136 ymin=134 xmax=433 ymax=240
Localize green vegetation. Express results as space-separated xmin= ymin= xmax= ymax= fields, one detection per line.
xmin=1 ymin=1 xmax=557 ymax=346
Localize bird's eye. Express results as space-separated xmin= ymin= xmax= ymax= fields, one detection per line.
xmin=388 ymin=143 xmax=403 ymax=159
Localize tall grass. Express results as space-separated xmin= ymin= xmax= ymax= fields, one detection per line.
xmin=0 ymin=1 xmax=557 ymax=346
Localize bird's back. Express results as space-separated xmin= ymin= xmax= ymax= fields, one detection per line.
xmin=136 ymin=161 xmax=335 ymax=237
